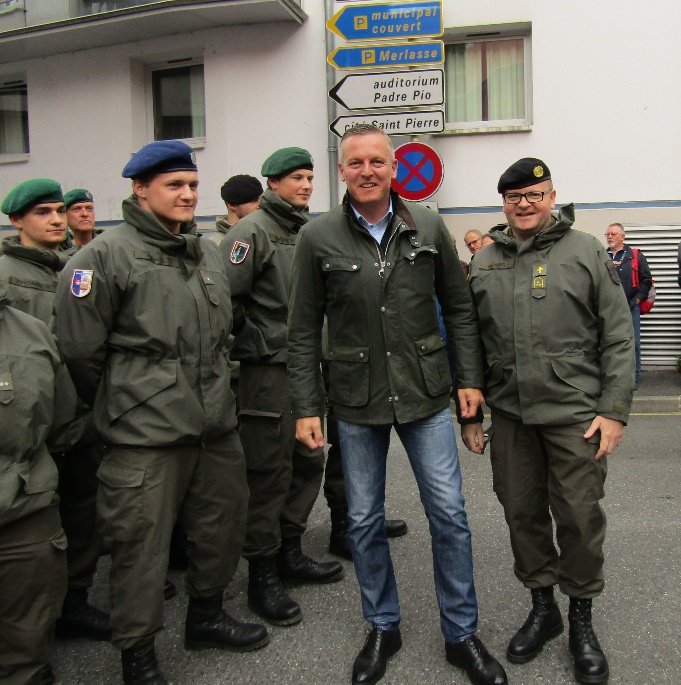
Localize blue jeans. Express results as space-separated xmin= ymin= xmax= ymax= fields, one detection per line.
xmin=337 ymin=408 xmax=478 ymax=643
xmin=630 ymin=302 xmax=641 ymax=383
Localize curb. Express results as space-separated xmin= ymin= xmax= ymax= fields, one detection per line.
xmin=631 ymin=395 xmax=681 ymax=414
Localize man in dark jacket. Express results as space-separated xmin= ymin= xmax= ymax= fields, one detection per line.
xmin=469 ymin=159 xmax=634 ymax=685
xmin=54 ymin=140 xmax=268 ymax=685
xmin=606 ymin=222 xmax=652 ymax=386
xmin=288 ymin=125 xmax=506 ymax=685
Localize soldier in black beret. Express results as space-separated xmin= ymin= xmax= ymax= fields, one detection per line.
xmin=214 ymin=175 xmax=263 ymax=242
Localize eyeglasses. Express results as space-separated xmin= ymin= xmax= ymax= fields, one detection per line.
xmin=502 ymin=190 xmax=552 ymax=205
xmin=605 ymin=232 xmax=623 ymax=238
xmin=465 ymin=237 xmax=482 ymax=248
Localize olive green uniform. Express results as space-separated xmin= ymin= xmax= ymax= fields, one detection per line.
xmin=0 ymin=282 xmax=76 ymax=685
xmin=0 ymin=236 xmax=102 ymax=594
xmin=221 ymin=189 xmax=324 ymax=558
xmin=53 ymin=197 xmax=248 ymax=649
xmin=468 ymin=205 xmax=635 ymax=597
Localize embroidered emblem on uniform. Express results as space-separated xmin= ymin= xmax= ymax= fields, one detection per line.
xmin=70 ymin=269 xmax=94 ymax=297
xmin=533 ymin=276 xmax=546 ymax=289
xmin=533 ymin=166 xmax=544 ymax=178
xmin=230 ymin=241 xmax=250 ymax=264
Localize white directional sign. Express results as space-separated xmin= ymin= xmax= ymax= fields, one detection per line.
xmin=330 ymin=109 xmax=445 ymax=137
xmin=329 ymin=69 xmax=444 ymax=111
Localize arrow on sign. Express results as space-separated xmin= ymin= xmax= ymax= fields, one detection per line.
xmin=330 ymin=110 xmax=445 ymax=138
xmin=328 ymin=40 xmax=443 ymax=71
xmin=327 ymin=0 xmax=443 ymax=42
xmin=329 ymin=69 xmax=444 ymax=111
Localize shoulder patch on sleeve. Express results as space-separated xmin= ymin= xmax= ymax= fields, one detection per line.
xmin=605 ymin=260 xmax=621 ymax=285
xmin=70 ymin=269 xmax=94 ymax=297
xmin=230 ymin=241 xmax=250 ymax=264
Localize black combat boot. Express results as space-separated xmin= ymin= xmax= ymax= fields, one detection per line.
xmin=276 ymin=535 xmax=344 ymax=586
xmin=247 ymin=556 xmax=302 ymax=626
xmin=507 ymin=586 xmax=564 ymax=663
xmin=55 ymin=588 xmax=112 ymax=641
xmin=121 ymin=640 xmax=167 ymax=685
xmin=329 ymin=507 xmax=352 ymax=560
xmin=568 ymin=598 xmax=609 ymax=684
xmin=184 ymin=594 xmax=269 ymax=651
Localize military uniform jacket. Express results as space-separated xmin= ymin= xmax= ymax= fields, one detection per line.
xmin=0 ymin=282 xmax=76 ymax=528
xmin=287 ymin=191 xmax=484 ymax=425
xmin=221 ymin=189 xmax=308 ymax=364
xmin=0 ymin=236 xmax=69 ymax=324
xmin=54 ymin=197 xmax=237 ymax=447
xmin=468 ymin=204 xmax=635 ymax=426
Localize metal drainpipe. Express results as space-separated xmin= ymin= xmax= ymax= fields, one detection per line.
xmin=324 ymin=0 xmax=339 ymax=211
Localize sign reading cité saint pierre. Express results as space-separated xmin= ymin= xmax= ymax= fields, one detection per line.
xmin=327 ymin=40 xmax=443 ymax=70
xmin=327 ymin=1 xmax=443 ymax=42
xmin=330 ymin=110 xmax=445 ymax=138
xmin=329 ymin=68 xmax=444 ymax=110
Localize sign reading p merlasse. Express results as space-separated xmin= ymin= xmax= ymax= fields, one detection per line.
xmin=330 ymin=110 xmax=445 ymax=137
xmin=328 ymin=40 xmax=443 ymax=70
xmin=329 ymin=69 xmax=444 ymax=110
xmin=327 ymin=1 xmax=443 ymax=42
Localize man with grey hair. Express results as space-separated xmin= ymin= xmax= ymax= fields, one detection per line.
xmin=288 ymin=124 xmax=506 ymax=685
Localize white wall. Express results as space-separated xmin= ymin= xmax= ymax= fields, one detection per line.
xmin=0 ymin=0 xmax=680 ymax=224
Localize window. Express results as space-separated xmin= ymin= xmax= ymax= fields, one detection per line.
xmin=151 ymin=62 xmax=205 ymax=142
xmin=0 ymin=75 xmax=29 ymax=156
xmin=444 ymin=31 xmax=531 ymax=132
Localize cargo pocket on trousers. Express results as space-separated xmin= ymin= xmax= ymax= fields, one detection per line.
xmin=49 ymin=528 xmax=68 ymax=622
xmin=238 ymin=409 xmax=284 ymax=472
xmin=96 ymin=461 xmax=147 ymax=541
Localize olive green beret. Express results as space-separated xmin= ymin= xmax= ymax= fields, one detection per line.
xmin=64 ymin=188 xmax=94 ymax=208
xmin=497 ymin=158 xmax=551 ymax=194
xmin=261 ymin=147 xmax=313 ymax=178
xmin=1 ymin=178 xmax=63 ymax=216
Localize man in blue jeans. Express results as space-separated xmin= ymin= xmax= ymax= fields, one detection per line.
xmin=287 ymin=124 xmax=506 ymax=685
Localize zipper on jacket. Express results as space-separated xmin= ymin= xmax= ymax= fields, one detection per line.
xmin=376 ymin=224 xmax=399 ymax=278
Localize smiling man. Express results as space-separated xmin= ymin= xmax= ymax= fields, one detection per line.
xmin=288 ymin=124 xmax=506 ymax=685
xmin=54 ymin=140 xmax=268 ymax=685
xmin=468 ymin=158 xmax=635 ymax=685
xmin=221 ymin=147 xmax=343 ymax=629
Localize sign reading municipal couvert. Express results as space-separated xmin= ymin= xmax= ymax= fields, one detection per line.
xmin=328 ymin=40 xmax=443 ymax=70
xmin=327 ymin=1 xmax=443 ymax=42
xmin=330 ymin=110 xmax=445 ymax=137
xmin=329 ymin=69 xmax=444 ymax=110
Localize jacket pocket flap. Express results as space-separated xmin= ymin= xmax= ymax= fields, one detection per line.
xmin=239 ymin=409 xmax=283 ymax=421
xmin=327 ymin=345 xmax=370 ymax=363
xmin=20 ymin=452 xmax=58 ymax=495
xmin=97 ymin=462 xmax=145 ymax=489
xmin=322 ymin=257 xmax=362 ymax=272
xmin=415 ymin=333 xmax=446 ymax=356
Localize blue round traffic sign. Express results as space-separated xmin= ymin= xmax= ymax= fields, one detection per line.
xmin=392 ymin=142 xmax=444 ymax=201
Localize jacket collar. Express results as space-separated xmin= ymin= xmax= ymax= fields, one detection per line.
xmin=342 ymin=189 xmax=419 ymax=233
xmin=259 ymin=189 xmax=309 ymax=233
xmin=490 ymin=203 xmax=575 ymax=251
xmin=0 ymin=235 xmax=69 ymax=272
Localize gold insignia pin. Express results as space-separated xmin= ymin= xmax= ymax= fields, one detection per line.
xmin=533 ymin=166 xmax=544 ymax=178
xmin=533 ymin=276 xmax=546 ymax=289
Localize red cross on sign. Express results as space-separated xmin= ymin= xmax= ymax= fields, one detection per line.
xmin=391 ymin=142 xmax=444 ymax=202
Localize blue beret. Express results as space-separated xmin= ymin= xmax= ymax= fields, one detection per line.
xmin=64 ymin=188 xmax=93 ymax=208
xmin=498 ymin=158 xmax=551 ymax=194
xmin=1 ymin=178 xmax=63 ymax=216
xmin=122 ymin=140 xmax=197 ymax=179
xmin=261 ymin=147 xmax=313 ymax=178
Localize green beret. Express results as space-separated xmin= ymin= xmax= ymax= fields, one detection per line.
xmin=64 ymin=188 xmax=94 ymax=208
xmin=261 ymin=147 xmax=313 ymax=178
xmin=1 ymin=178 xmax=63 ymax=216
xmin=497 ymin=158 xmax=551 ymax=194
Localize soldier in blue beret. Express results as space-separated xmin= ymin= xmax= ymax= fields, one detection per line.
xmin=54 ymin=140 xmax=268 ymax=685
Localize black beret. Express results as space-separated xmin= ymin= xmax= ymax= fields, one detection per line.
xmin=122 ymin=140 xmax=197 ymax=179
xmin=64 ymin=188 xmax=94 ymax=208
xmin=498 ymin=158 xmax=551 ymax=194
xmin=1 ymin=178 xmax=63 ymax=215
xmin=220 ymin=175 xmax=264 ymax=205
xmin=261 ymin=147 xmax=313 ymax=177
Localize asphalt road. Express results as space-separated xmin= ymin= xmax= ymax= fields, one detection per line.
xmin=52 ymin=392 xmax=681 ymax=685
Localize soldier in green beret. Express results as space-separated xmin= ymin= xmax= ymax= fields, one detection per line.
xmin=64 ymin=189 xmax=101 ymax=252
xmin=467 ymin=157 xmax=635 ymax=685
xmin=220 ymin=147 xmax=343 ymax=628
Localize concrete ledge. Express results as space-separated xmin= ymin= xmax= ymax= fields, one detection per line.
xmin=631 ymin=395 xmax=681 ymax=413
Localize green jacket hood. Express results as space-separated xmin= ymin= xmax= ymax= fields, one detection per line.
xmin=1 ymin=235 xmax=69 ymax=272
xmin=491 ymin=203 xmax=575 ymax=251
xmin=259 ymin=188 xmax=308 ymax=233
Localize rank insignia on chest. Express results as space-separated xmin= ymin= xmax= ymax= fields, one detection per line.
xmin=70 ymin=269 xmax=94 ymax=298
xmin=533 ymin=275 xmax=546 ymax=289
xmin=230 ymin=241 xmax=250 ymax=264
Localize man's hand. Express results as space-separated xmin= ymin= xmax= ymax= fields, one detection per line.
xmin=461 ymin=423 xmax=485 ymax=455
xmin=296 ymin=416 xmax=325 ymax=450
xmin=457 ymin=388 xmax=484 ymax=419
xmin=583 ymin=416 xmax=624 ymax=460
